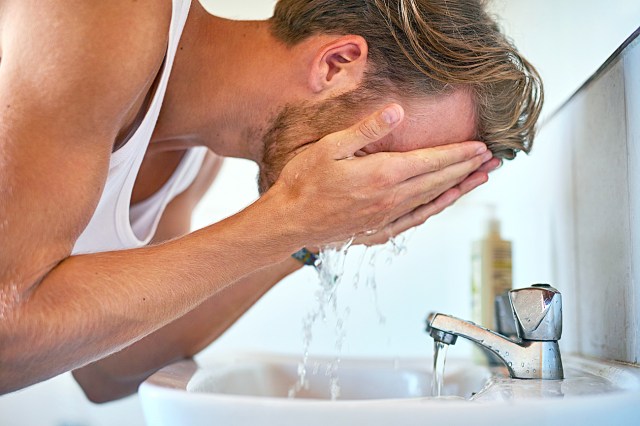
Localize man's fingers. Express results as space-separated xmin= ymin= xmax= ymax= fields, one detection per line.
xmin=355 ymin=188 xmax=462 ymax=247
xmin=477 ymin=156 xmax=501 ymax=174
xmin=325 ymin=104 xmax=405 ymax=160
xmin=380 ymin=163 xmax=489 ymax=236
xmin=396 ymin=150 xmax=490 ymax=205
xmin=366 ymin=141 xmax=487 ymax=184
xmin=457 ymin=170 xmax=489 ymax=195
xmin=381 ymin=188 xmax=462 ymax=241
xmin=379 ymin=171 xmax=489 ymax=241
xmin=354 ymin=172 xmax=489 ymax=247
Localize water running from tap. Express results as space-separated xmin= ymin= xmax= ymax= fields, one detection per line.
xmin=432 ymin=341 xmax=449 ymax=397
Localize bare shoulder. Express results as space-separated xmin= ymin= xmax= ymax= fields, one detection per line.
xmin=0 ymin=0 xmax=177 ymax=273
xmin=0 ymin=0 xmax=174 ymax=136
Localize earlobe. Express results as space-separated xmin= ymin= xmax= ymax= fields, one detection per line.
xmin=308 ymin=35 xmax=368 ymax=94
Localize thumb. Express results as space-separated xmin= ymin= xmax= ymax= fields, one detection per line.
xmin=326 ymin=104 xmax=404 ymax=160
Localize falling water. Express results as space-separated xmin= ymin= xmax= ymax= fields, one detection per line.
xmin=288 ymin=233 xmax=413 ymax=400
xmin=432 ymin=341 xmax=449 ymax=397
xmin=289 ymin=239 xmax=353 ymax=400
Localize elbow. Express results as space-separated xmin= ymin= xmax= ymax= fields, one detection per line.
xmin=72 ymin=367 xmax=138 ymax=404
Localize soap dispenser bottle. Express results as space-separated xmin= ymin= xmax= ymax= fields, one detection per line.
xmin=471 ymin=207 xmax=512 ymax=331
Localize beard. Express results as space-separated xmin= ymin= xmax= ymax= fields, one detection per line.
xmin=257 ymin=87 xmax=384 ymax=194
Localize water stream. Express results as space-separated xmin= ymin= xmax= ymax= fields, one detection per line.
xmin=432 ymin=341 xmax=449 ymax=397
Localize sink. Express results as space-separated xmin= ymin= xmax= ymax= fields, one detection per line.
xmin=186 ymin=354 xmax=487 ymax=400
xmin=139 ymin=353 xmax=640 ymax=426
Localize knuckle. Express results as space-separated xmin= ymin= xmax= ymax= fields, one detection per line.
xmin=380 ymin=190 xmax=398 ymax=212
xmin=356 ymin=120 xmax=383 ymax=141
xmin=318 ymin=134 xmax=338 ymax=152
xmin=432 ymin=153 xmax=449 ymax=170
xmin=415 ymin=204 xmax=435 ymax=224
xmin=374 ymin=168 xmax=394 ymax=187
xmin=432 ymin=172 xmax=448 ymax=189
xmin=470 ymin=155 xmax=485 ymax=169
xmin=375 ymin=157 xmax=403 ymax=184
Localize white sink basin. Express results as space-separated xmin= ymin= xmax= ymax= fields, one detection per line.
xmin=139 ymin=353 xmax=640 ymax=426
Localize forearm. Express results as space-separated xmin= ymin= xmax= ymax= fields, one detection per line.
xmin=72 ymin=256 xmax=302 ymax=402
xmin=0 ymin=193 xmax=301 ymax=394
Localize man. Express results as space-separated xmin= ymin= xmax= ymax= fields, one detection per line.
xmin=0 ymin=0 xmax=542 ymax=402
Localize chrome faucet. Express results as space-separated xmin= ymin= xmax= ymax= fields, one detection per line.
xmin=426 ymin=284 xmax=564 ymax=380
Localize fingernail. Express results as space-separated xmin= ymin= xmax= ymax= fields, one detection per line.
xmin=381 ymin=106 xmax=401 ymax=124
xmin=476 ymin=144 xmax=488 ymax=155
xmin=481 ymin=151 xmax=493 ymax=162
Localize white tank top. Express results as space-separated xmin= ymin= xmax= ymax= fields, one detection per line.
xmin=72 ymin=0 xmax=207 ymax=255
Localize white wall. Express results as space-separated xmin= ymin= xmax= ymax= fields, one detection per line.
xmin=488 ymin=0 xmax=640 ymax=120
xmin=199 ymin=0 xmax=276 ymax=19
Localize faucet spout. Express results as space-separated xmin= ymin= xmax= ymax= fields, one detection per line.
xmin=427 ymin=313 xmax=564 ymax=380
xmin=426 ymin=284 xmax=564 ymax=380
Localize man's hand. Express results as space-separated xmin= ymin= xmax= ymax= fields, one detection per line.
xmin=356 ymin=150 xmax=501 ymax=246
xmin=270 ymin=104 xmax=494 ymax=248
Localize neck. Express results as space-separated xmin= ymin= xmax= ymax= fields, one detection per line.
xmin=153 ymin=2 xmax=304 ymax=162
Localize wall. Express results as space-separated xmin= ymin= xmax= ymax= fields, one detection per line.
xmin=488 ymin=0 xmax=640 ymax=120
xmin=462 ymin=35 xmax=640 ymax=364
xmin=570 ymin=37 xmax=639 ymax=362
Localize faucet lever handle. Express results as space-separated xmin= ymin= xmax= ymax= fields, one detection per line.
xmin=509 ymin=284 xmax=562 ymax=341
xmin=495 ymin=292 xmax=518 ymax=337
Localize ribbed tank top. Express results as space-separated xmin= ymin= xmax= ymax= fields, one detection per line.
xmin=72 ymin=0 xmax=207 ymax=255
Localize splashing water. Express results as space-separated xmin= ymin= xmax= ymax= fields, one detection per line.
xmin=289 ymin=231 xmax=414 ymax=400
xmin=289 ymin=239 xmax=353 ymax=399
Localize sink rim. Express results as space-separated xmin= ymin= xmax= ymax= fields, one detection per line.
xmin=140 ymin=352 xmax=640 ymax=406
xmin=141 ymin=353 xmax=491 ymax=404
xmin=139 ymin=353 xmax=640 ymax=426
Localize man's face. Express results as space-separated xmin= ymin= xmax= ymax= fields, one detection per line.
xmin=258 ymin=88 xmax=477 ymax=193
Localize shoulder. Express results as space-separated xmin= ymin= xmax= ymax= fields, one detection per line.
xmin=0 ymin=0 xmax=174 ymax=137
xmin=3 ymin=0 xmax=173 ymax=68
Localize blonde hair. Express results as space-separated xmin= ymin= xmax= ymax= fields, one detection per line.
xmin=270 ymin=0 xmax=543 ymax=159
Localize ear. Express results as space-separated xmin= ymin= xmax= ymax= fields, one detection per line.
xmin=308 ymin=35 xmax=369 ymax=95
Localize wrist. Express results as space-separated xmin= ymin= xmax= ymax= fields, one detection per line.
xmin=291 ymin=248 xmax=319 ymax=269
xmin=235 ymin=188 xmax=306 ymax=260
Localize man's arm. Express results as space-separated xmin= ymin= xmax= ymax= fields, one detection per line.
xmin=73 ymin=152 xmax=304 ymax=402
xmin=72 ymin=259 xmax=302 ymax=402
